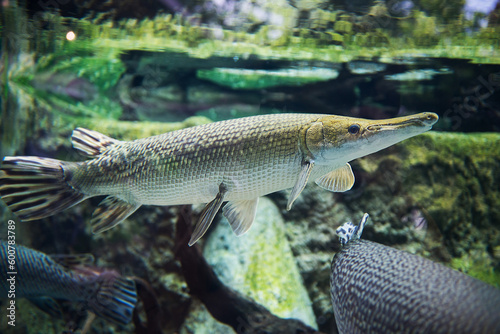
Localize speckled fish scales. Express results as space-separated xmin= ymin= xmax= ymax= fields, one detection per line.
xmin=330 ymin=239 xmax=500 ymax=334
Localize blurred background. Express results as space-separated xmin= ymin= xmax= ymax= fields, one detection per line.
xmin=0 ymin=0 xmax=499 ymax=333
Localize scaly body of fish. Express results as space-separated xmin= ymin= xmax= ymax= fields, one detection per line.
xmin=0 ymin=112 xmax=438 ymax=245
xmin=331 ymin=215 xmax=500 ymax=334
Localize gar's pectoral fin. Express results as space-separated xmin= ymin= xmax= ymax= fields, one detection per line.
xmin=287 ymin=160 xmax=315 ymax=210
xmin=91 ymin=196 xmax=141 ymax=234
xmin=315 ymin=163 xmax=355 ymax=192
xmin=189 ymin=183 xmax=227 ymax=246
xmin=223 ymin=198 xmax=259 ymax=236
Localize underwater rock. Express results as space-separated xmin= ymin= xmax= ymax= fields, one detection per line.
xmin=269 ymin=184 xmax=344 ymax=333
xmin=180 ymin=300 xmax=236 ymax=334
xmin=203 ymin=197 xmax=318 ymax=329
xmin=197 ymin=67 xmax=339 ymax=89
xmin=396 ymin=132 xmax=500 ymax=266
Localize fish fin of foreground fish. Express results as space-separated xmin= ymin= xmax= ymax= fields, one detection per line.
xmin=87 ymin=273 xmax=138 ymax=325
xmin=0 ymin=157 xmax=86 ymax=220
xmin=331 ymin=214 xmax=500 ymax=334
xmin=91 ymin=196 xmax=141 ymax=234
xmin=315 ymin=163 xmax=355 ymax=192
xmin=72 ymin=127 xmax=120 ymax=157
xmin=189 ymin=183 xmax=227 ymax=246
xmin=223 ymin=198 xmax=259 ymax=236
xmin=287 ymin=160 xmax=315 ymax=210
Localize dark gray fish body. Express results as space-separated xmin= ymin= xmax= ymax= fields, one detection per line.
xmin=0 ymin=241 xmax=137 ymax=324
xmin=331 ymin=239 xmax=500 ymax=334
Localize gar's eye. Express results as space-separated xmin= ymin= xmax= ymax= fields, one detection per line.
xmin=348 ymin=124 xmax=360 ymax=134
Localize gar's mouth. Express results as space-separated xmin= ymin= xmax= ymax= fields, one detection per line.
xmin=366 ymin=119 xmax=427 ymax=131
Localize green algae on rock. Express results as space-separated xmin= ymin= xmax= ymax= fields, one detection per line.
xmin=35 ymin=55 xmax=126 ymax=92
xmin=451 ymin=253 xmax=500 ymax=289
xmin=179 ymin=300 xmax=237 ymax=334
xmin=203 ymin=197 xmax=317 ymax=329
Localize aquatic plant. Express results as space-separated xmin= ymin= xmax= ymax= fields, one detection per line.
xmin=36 ymin=56 xmax=126 ymax=92
xmin=12 ymin=5 xmax=497 ymax=67
xmin=451 ymin=255 xmax=500 ymax=288
xmin=417 ymin=0 xmax=466 ymax=23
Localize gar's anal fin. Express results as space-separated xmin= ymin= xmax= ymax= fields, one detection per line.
xmin=91 ymin=196 xmax=140 ymax=234
xmin=223 ymin=198 xmax=259 ymax=236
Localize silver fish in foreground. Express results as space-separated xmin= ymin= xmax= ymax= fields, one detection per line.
xmin=331 ymin=215 xmax=500 ymax=334
xmin=0 ymin=241 xmax=137 ymax=324
xmin=0 ymin=113 xmax=438 ymax=245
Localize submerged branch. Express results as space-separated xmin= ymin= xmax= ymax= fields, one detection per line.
xmin=175 ymin=205 xmax=324 ymax=334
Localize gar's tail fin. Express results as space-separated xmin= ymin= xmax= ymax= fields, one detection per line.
xmin=89 ymin=273 xmax=137 ymax=325
xmin=0 ymin=156 xmax=86 ymax=220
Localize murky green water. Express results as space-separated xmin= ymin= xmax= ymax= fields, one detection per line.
xmin=1 ymin=1 xmax=499 ymax=333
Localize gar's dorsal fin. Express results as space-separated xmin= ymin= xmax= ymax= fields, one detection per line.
xmin=72 ymin=128 xmax=120 ymax=157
